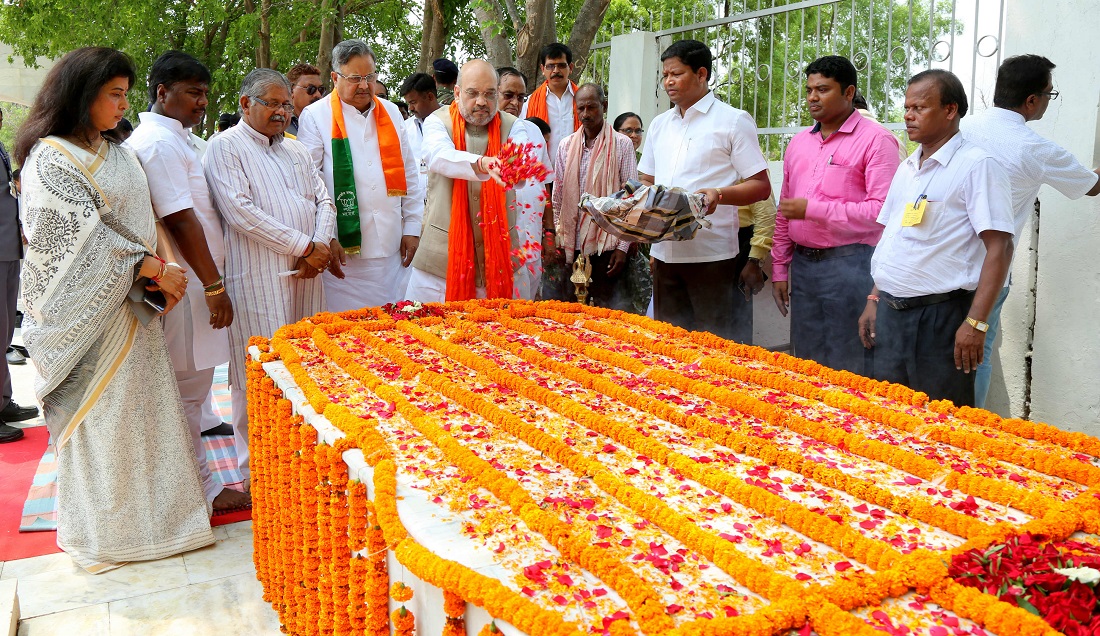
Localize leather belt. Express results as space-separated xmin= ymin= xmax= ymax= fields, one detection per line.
xmin=880 ymin=289 xmax=973 ymax=311
xmin=793 ymin=243 xmax=869 ymax=262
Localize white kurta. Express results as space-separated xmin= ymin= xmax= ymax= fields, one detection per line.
xmin=512 ymin=120 xmax=553 ymax=300
xmin=297 ymin=97 xmax=423 ymax=311
xmin=125 ymin=112 xmax=228 ymax=370
xmin=205 ymin=122 xmax=336 ymax=478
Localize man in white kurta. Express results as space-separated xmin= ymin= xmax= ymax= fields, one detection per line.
xmin=125 ymin=51 xmax=250 ymax=511
xmin=205 ymin=69 xmax=336 ymax=484
xmin=297 ymin=40 xmax=423 ymax=313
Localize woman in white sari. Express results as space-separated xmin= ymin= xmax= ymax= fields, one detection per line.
xmin=14 ymin=47 xmax=215 ymax=573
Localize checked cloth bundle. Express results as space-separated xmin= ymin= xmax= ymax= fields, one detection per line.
xmin=580 ymin=179 xmax=710 ymax=244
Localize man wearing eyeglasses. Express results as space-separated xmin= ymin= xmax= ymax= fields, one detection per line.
xmin=498 ymin=66 xmax=553 ymax=300
xmin=407 ymin=59 xmax=534 ymax=303
xmin=298 ymin=39 xmax=424 ymax=312
xmin=960 ymin=54 xmax=1100 ymax=408
xmin=522 ymin=42 xmax=580 ymax=159
xmin=286 ymin=63 xmax=325 ymax=137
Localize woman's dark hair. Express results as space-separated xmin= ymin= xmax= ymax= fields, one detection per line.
xmin=613 ymin=112 xmax=643 ymax=131
xmin=660 ymin=39 xmax=712 ymax=82
xmin=147 ymin=50 xmax=212 ymax=107
xmin=15 ymin=47 xmax=136 ymax=164
xmin=993 ymin=54 xmax=1056 ymax=109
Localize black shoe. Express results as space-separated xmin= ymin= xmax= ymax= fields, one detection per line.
xmin=6 ymin=348 xmax=25 ymax=365
xmin=0 ymin=422 xmax=24 ymax=443
xmin=201 ymin=422 xmax=234 ymax=437
xmin=10 ymin=344 xmax=28 ymax=357
xmin=1 ymin=400 xmax=39 ymax=422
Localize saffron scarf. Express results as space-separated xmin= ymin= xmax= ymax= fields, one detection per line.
xmin=330 ymin=92 xmax=407 ymax=253
xmin=558 ymin=123 xmax=622 ymax=262
xmin=446 ymin=102 xmax=513 ymax=300
xmin=526 ymin=81 xmax=580 ymax=132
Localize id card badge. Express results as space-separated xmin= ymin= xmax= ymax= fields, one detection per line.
xmin=902 ymin=197 xmax=928 ymax=227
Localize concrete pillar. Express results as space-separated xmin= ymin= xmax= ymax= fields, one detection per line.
xmin=998 ymin=0 xmax=1100 ymax=433
xmin=0 ymin=44 xmax=53 ymax=106
xmin=607 ymin=32 xmax=660 ymax=134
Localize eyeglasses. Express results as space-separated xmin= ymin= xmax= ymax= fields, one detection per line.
xmin=1038 ymin=90 xmax=1060 ymax=100
xmin=500 ymin=91 xmax=527 ymax=103
xmin=335 ymin=71 xmax=378 ymax=85
xmin=542 ymin=62 xmax=570 ymax=71
xmin=462 ymin=89 xmax=498 ymax=102
xmin=295 ymin=83 xmax=326 ymax=96
xmin=251 ymin=96 xmax=294 ymax=112
xmin=618 ymin=127 xmax=644 ymax=135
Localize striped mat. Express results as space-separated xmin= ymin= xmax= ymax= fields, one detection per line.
xmin=19 ymin=365 xmax=242 ymax=532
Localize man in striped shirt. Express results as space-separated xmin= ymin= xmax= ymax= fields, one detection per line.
xmin=204 ymin=68 xmax=336 ymax=487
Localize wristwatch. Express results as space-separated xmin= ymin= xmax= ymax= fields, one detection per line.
xmin=965 ymin=316 xmax=989 ymax=333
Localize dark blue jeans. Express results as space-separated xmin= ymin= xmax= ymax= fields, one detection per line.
xmin=789 ymin=244 xmax=874 ymax=376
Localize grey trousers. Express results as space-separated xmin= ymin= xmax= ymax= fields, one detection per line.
xmin=0 ymin=260 xmax=18 ymax=410
xmin=789 ymin=244 xmax=875 ymax=376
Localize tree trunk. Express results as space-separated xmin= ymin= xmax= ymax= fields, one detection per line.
xmin=256 ymin=0 xmax=272 ymax=68
xmin=566 ymin=0 xmax=611 ymax=80
xmin=473 ymin=2 xmax=515 ymax=69
xmin=516 ymin=0 xmax=553 ymax=82
xmin=317 ymin=0 xmax=337 ymax=81
xmin=417 ymin=0 xmax=446 ymax=72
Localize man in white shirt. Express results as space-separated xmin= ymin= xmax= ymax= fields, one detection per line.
xmin=297 ymin=39 xmax=424 ymax=312
xmin=860 ymin=70 xmax=1015 ymax=407
xmin=205 ymin=68 xmax=335 ymax=486
xmin=406 ymin=59 xmax=533 ymax=302
xmin=499 ymin=66 xmax=552 ymax=300
xmin=398 ymin=72 xmax=440 ymax=195
xmin=126 ymin=51 xmax=250 ymax=510
xmin=638 ymin=39 xmax=772 ymax=342
xmin=521 ymin=43 xmax=580 ymax=158
xmin=961 ymin=54 xmax=1100 ymax=408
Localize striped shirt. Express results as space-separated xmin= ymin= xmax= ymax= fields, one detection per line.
xmin=553 ymin=130 xmax=637 ymax=252
xmin=203 ymin=121 xmax=337 ymax=387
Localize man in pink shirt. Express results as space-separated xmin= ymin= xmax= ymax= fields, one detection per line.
xmin=772 ymin=56 xmax=902 ymax=375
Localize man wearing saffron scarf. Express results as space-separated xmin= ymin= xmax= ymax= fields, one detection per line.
xmin=297 ymin=39 xmax=423 ymax=312
xmin=551 ymin=83 xmax=637 ymax=309
xmin=522 ymin=42 xmax=580 ymax=159
xmin=406 ymin=59 xmax=533 ymax=302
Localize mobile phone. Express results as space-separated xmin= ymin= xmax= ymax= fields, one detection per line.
xmin=143 ymin=289 xmax=168 ymax=313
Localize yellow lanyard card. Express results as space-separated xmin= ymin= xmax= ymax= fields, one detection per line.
xmin=902 ymin=198 xmax=928 ymax=227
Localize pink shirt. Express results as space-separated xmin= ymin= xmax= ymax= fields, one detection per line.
xmin=772 ymin=110 xmax=902 ymax=282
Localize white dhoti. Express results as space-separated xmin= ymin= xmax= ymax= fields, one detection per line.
xmin=163 ymin=289 xmax=230 ymax=504
xmin=404 ymin=267 xmax=486 ymax=304
xmin=323 ymin=251 xmax=412 ymax=312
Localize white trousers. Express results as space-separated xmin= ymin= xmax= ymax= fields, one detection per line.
xmin=404 ymin=268 xmax=486 ymax=304
xmin=176 ymin=367 xmax=224 ymax=503
xmin=232 ymin=385 xmax=249 ymax=480
xmin=323 ymin=251 xmax=412 ymax=312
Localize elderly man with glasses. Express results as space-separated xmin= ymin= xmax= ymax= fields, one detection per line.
xmin=204 ymin=68 xmax=336 ymax=487
xmin=286 ymin=63 xmax=325 ymax=137
xmin=297 ymin=39 xmax=424 ymax=313
xmin=406 ymin=59 xmax=536 ymax=303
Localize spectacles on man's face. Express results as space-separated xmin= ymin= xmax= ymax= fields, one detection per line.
xmin=542 ymin=62 xmax=569 ymax=72
xmin=1038 ymin=90 xmax=1060 ymax=100
xmin=618 ymin=127 xmax=644 ymax=135
xmin=463 ymin=89 xmax=499 ymax=102
xmin=500 ymin=91 xmax=527 ymax=103
xmin=295 ymin=83 xmax=326 ymax=96
xmin=252 ymin=96 xmax=295 ymax=112
xmin=336 ymin=71 xmax=378 ymax=85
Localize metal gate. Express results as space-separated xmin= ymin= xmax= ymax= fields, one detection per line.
xmin=587 ymin=0 xmax=1008 ymax=159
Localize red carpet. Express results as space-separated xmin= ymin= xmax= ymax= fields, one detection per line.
xmin=0 ymin=426 xmax=61 ymax=561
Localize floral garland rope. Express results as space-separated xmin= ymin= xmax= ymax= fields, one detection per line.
xmin=264 ymin=331 xmax=585 ymax=636
xmin=251 ymin=303 xmax=1064 ymax=633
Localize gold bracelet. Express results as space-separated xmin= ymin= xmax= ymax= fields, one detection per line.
xmin=204 ymin=286 xmax=226 ymax=297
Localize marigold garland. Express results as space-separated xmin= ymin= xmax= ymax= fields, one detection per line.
xmin=247 ymin=300 xmax=1100 ymax=636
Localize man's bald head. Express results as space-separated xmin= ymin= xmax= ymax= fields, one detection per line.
xmin=455 ymin=59 xmax=499 ymax=126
